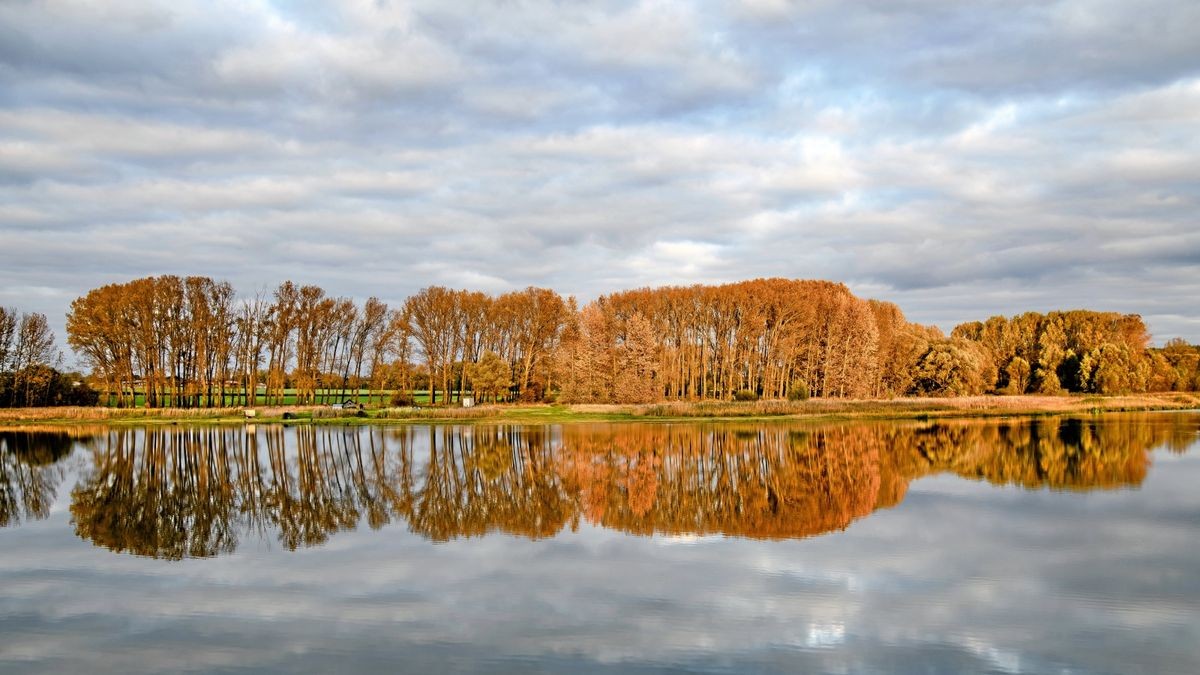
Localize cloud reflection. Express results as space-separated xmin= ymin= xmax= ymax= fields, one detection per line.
xmin=0 ymin=417 xmax=1197 ymax=672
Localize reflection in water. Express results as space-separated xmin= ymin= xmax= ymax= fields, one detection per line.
xmin=559 ymin=426 xmax=884 ymax=539
xmin=0 ymin=430 xmax=75 ymax=527
xmin=0 ymin=416 xmax=1194 ymax=558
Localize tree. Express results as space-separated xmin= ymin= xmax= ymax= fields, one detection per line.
xmin=60 ymin=276 xmax=1176 ymax=408
xmin=1005 ymin=357 xmax=1031 ymax=394
xmin=234 ymin=291 xmax=271 ymax=405
xmin=468 ymin=351 xmax=511 ymax=403
xmin=8 ymin=312 xmax=61 ymax=407
xmin=404 ymin=287 xmax=458 ymax=405
xmin=0 ymin=307 xmax=92 ymax=408
xmin=1080 ymin=343 xmax=1147 ymax=394
xmin=0 ymin=308 xmax=16 ymax=373
xmin=613 ymin=312 xmax=657 ymax=404
xmin=1155 ymin=338 xmax=1199 ymax=392
xmin=492 ymin=287 xmax=569 ymax=401
xmin=1035 ymin=317 xmax=1067 ymax=395
xmin=909 ymin=339 xmax=994 ymax=397
xmin=555 ymin=303 xmax=611 ymax=403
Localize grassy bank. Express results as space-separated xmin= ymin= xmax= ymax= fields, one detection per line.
xmin=1 ymin=392 xmax=1198 ymax=427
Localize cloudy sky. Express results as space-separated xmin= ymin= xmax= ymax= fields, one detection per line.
xmin=2 ymin=0 xmax=1198 ymax=352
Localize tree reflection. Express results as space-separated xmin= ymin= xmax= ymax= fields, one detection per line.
xmin=556 ymin=426 xmax=883 ymax=539
xmin=409 ymin=426 xmax=574 ymax=541
xmin=69 ymin=427 xmax=409 ymax=558
xmin=56 ymin=415 xmax=1198 ymax=559
xmin=70 ymin=428 xmax=241 ymax=559
xmin=0 ymin=429 xmax=80 ymax=527
xmin=903 ymin=418 xmax=1155 ymax=490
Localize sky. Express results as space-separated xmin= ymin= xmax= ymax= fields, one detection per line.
xmin=1 ymin=0 xmax=1199 ymax=355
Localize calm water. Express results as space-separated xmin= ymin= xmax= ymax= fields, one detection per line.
xmin=1 ymin=415 xmax=1199 ymax=674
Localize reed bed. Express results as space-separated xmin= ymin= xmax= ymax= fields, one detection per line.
xmin=0 ymin=406 xmax=240 ymax=422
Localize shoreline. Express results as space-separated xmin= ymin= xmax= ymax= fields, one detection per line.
xmin=1 ymin=393 xmax=1198 ymax=428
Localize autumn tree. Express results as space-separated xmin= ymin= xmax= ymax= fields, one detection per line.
xmin=951 ymin=310 xmax=1157 ymax=395
xmin=613 ymin=312 xmax=658 ymax=403
xmin=1080 ymin=343 xmax=1147 ymax=394
xmin=403 ymin=287 xmax=458 ymax=405
xmin=501 ymin=287 xmax=569 ymax=401
xmin=555 ymin=303 xmax=613 ymax=403
xmin=1 ymin=312 xmax=62 ymax=407
xmin=909 ymin=339 xmax=995 ymax=397
xmin=1005 ymin=356 xmax=1031 ymax=394
xmin=379 ymin=311 xmax=413 ymax=403
xmin=264 ymin=281 xmax=298 ymax=405
xmin=1153 ymin=338 xmax=1200 ymax=391
xmin=234 ymin=291 xmax=271 ymax=406
xmin=468 ymin=351 xmax=511 ymax=403
xmin=62 ymin=276 xmax=1181 ymax=409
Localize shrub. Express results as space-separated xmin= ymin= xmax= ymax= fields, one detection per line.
xmin=390 ymin=390 xmax=414 ymax=407
xmin=733 ymin=389 xmax=760 ymax=402
xmin=787 ymin=381 xmax=810 ymax=401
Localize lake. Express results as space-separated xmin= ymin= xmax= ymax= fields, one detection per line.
xmin=1 ymin=415 xmax=1198 ymax=674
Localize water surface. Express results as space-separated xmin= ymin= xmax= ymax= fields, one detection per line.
xmin=1 ymin=415 xmax=1198 ymax=673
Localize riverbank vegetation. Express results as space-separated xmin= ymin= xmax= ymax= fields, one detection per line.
xmin=4 ymin=276 xmax=1199 ymax=411
xmin=1 ymin=392 xmax=1197 ymax=427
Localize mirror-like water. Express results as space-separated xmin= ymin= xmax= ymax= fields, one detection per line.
xmin=1 ymin=415 xmax=1198 ymax=673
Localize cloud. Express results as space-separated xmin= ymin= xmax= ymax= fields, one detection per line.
xmin=0 ymin=0 xmax=1198 ymax=353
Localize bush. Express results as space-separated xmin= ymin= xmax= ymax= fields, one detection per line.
xmin=733 ymin=389 xmax=760 ymax=402
xmin=390 ymin=390 xmax=414 ymax=407
xmin=787 ymin=381 xmax=810 ymax=401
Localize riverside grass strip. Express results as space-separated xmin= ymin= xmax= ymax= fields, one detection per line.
xmin=1 ymin=393 xmax=1198 ymax=428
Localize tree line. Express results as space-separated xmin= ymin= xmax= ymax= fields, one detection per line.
xmin=949 ymin=310 xmax=1200 ymax=395
xmin=52 ymin=275 xmax=1200 ymax=408
xmin=65 ymin=276 xmax=572 ymax=407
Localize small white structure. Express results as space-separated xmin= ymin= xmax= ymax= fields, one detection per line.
xmin=244 ymin=409 xmax=257 ymax=418
xmin=461 ymin=396 xmax=475 ymax=408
